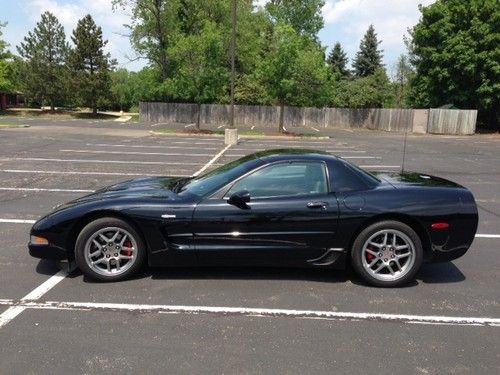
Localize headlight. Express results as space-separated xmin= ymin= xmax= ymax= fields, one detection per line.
xmin=30 ymin=235 xmax=49 ymax=245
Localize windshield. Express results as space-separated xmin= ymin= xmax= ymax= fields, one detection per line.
xmin=177 ymin=154 xmax=262 ymax=197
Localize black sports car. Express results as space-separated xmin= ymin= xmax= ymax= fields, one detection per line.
xmin=29 ymin=149 xmax=478 ymax=287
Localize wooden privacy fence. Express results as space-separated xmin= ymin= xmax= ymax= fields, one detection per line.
xmin=140 ymin=102 xmax=477 ymax=135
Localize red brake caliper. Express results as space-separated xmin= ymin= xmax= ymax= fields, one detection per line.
xmin=366 ymin=246 xmax=375 ymax=262
xmin=123 ymin=240 xmax=133 ymax=257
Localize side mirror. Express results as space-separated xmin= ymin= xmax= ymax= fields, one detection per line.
xmin=228 ymin=190 xmax=251 ymax=207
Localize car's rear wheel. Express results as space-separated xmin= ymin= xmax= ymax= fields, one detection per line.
xmin=75 ymin=217 xmax=145 ymax=281
xmin=351 ymin=220 xmax=423 ymax=287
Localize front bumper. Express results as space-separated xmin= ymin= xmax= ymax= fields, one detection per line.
xmin=28 ymin=243 xmax=68 ymax=260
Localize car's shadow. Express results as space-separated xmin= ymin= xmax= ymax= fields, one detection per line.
xmin=37 ymin=260 xmax=466 ymax=286
xmin=416 ymin=262 xmax=466 ymax=284
xmin=35 ymin=259 xmax=62 ymax=276
xmin=150 ymin=266 xmax=350 ymax=283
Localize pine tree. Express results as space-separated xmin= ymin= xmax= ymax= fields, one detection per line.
xmin=69 ymin=15 xmax=114 ymax=115
xmin=327 ymin=42 xmax=349 ymax=77
xmin=352 ymin=24 xmax=383 ymax=77
xmin=393 ymin=54 xmax=414 ymax=107
xmin=17 ymin=12 xmax=68 ymax=110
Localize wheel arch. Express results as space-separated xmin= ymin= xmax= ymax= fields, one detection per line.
xmin=347 ymin=213 xmax=432 ymax=259
xmin=67 ymin=210 xmax=148 ymax=258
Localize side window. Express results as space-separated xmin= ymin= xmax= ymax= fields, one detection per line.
xmin=226 ymin=162 xmax=328 ymax=198
xmin=328 ymin=162 xmax=370 ymax=192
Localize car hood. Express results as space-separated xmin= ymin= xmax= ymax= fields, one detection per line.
xmin=371 ymin=171 xmax=465 ymax=189
xmin=56 ymin=177 xmax=187 ymax=209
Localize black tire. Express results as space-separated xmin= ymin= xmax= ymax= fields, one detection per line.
xmin=75 ymin=217 xmax=146 ymax=282
xmin=351 ymin=220 xmax=423 ymax=287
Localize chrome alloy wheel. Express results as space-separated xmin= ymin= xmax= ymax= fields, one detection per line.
xmin=361 ymin=229 xmax=416 ymax=282
xmin=84 ymin=227 xmax=138 ymax=277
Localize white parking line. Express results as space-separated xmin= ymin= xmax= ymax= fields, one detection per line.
xmin=243 ymin=140 xmax=340 ymax=145
xmin=0 ymin=299 xmax=497 ymax=327
xmin=192 ymin=144 xmax=232 ymax=177
xmin=0 ymin=187 xmax=93 ymax=193
xmin=171 ymin=141 xmax=221 ymax=144
xmin=340 ymin=156 xmax=381 ymax=159
xmin=0 ymin=219 xmax=36 ymax=224
xmin=85 ymin=143 xmax=220 ymax=150
xmin=1 ymin=169 xmax=169 ymax=177
xmin=359 ymin=165 xmax=400 ymax=169
xmin=2 ymin=158 xmax=206 ymax=166
xmin=476 ymin=234 xmax=500 ymax=238
xmin=231 ymin=148 xmax=366 ymax=153
xmin=60 ymin=149 xmax=217 ymax=157
xmin=0 ymin=270 xmax=68 ymax=329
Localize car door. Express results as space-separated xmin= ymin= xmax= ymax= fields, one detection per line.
xmin=191 ymin=161 xmax=339 ymax=266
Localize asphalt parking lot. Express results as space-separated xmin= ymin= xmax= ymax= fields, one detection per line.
xmin=0 ymin=119 xmax=499 ymax=374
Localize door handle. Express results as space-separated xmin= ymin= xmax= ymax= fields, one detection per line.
xmin=307 ymin=201 xmax=328 ymax=209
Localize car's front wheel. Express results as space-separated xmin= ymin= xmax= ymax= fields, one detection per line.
xmin=75 ymin=217 xmax=145 ymax=281
xmin=351 ymin=220 xmax=423 ymax=287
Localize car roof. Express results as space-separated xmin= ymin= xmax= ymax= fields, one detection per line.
xmin=249 ymin=149 xmax=338 ymax=163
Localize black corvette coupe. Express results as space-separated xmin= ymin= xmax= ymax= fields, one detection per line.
xmin=29 ymin=149 xmax=478 ymax=287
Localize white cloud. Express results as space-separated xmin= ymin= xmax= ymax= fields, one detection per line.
xmin=320 ymin=0 xmax=437 ymax=69
xmin=254 ymin=0 xmax=268 ymax=8
xmin=322 ymin=0 xmax=435 ymax=48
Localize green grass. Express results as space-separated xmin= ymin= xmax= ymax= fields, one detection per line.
xmin=151 ymin=127 xmax=328 ymax=139
xmin=72 ymin=112 xmax=119 ymax=120
xmin=0 ymin=108 xmax=119 ymax=120
xmin=0 ymin=123 xmax=28 ymax=128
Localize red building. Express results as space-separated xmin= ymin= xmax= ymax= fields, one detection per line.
xmin=0 ymin=91 xmax=24 ymax=110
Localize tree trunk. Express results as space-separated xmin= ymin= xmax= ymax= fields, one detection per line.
xmin=196 ymin=103 xmax=201 ymax=130
xmin=50 ymin=100 xmax=55 ymax=112
xmin=279 ymin=102 xmax=285 ymax=133
xmin=92 ymin=102 xmax=97 ymax=116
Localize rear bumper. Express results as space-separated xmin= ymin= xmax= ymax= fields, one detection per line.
xmin=28 ymin=243 xmax=68 ymax=260
xmin=427 ymin=246 xmax=469 ymax=263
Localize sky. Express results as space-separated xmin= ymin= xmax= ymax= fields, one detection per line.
xmin=1 ymin=0 xmax=436 ymax=74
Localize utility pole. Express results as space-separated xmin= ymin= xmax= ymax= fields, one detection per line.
xmin=230 ymin=0 xmax=236 ymax=129
xmin=225 ymin=0 xmax=238 ymax=144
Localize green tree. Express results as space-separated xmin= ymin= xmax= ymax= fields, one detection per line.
xmin=265 ymin=0 xmax=324 ymax=40
xmin=17 ymin=12 xmax=68 ymax=110
xmin=0 ymin=22 xmax=13 ymax=93
xmin=69 ymin=15 xmax=115 ymax=115
xmin=162 ymin=21 xmax=229 ymax=128
xmin=129 ymin=67 xmax=163 ymax=104
xmin=327 ymin=42 xmax=349 ymax=77
xmin=409 ymin=0 xmax=500 ymax=128
xmin=113 ymin=0 xmax=181 ymax=81
xmin=0 ymin=21 xmax=8 ymax=59
xmin=392 ymin=54 xmax=414 ymax=108
xmin=256 ymin=24 xmax=331 ymax=131
xmin=336 ymin=68 xmax=392 ymax=108
xmin=110 ymin=68 xmax=133 ymax=111
xmin=352 ymin=24 xmax=384 ymax=77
